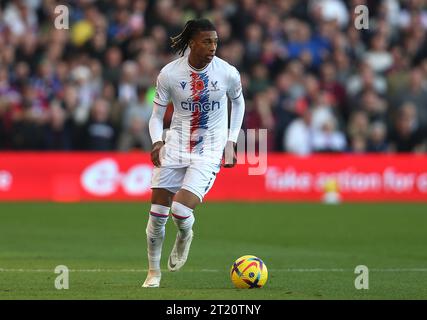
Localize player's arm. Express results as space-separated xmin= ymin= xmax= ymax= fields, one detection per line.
xmin=149 ymin=103 xmax=167 ymax=167
xmin=149 ymin=70 xmax=170 ymax=167
xmin=224 ymin=67 xmax=245 ymax=168
xmin=224 ymin=94 xmax=245 ymax=167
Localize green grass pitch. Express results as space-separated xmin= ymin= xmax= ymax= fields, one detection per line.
xmin=0 ymin=202 xmax=426 ymax=299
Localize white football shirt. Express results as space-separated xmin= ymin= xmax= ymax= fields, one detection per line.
xmin=153 ymin=55 xmax=242 ymax=165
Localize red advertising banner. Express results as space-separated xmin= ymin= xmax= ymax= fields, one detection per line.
xmin=0 ymin=153 xmax=427 ymax=202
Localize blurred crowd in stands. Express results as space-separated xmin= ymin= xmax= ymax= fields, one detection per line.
xmin=0 ymin=0 xmax=427 ymax=153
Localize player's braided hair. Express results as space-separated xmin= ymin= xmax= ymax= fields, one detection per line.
xmin=170 ymin=18 xmax=216 ymax=56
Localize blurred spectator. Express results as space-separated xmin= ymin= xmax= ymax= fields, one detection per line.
xmin=346 ymin=63 xmax=388 ymax=97
xmin=245 ymin=90 xmax=275 ymax=152
xmin=70 ymin=5 xmax=96 ymax=47
xmin=363 ymin=33 xmax=394 ymax=74
xmin=102 ymin=46 xmax=123 ymax=88
xmin=43 ymin=100 xmax=73 ymax=150
xmin=332 ymin=49 xmax=352 ymax=85
xmin=71 ymin=65 xmax=98 ymax=125
xmin=284 ymin=107 xmax=313 ymax=155
xmin=392 ymin=68 xmax=427 ymax=129
xmin=309 ymin=0 xmax=349 ymax=29
xmin=389 ymin=102 xmax=426 ymax=152
xmin=345 ymin=24 xmax=366 ymax=62
xmin=319 ymin=61 xmax=347 ymax=116
xmin=0 ymin=0 xmax=426 ymax=154
xmin=283 ymin=20 xmax=331 ymax=70
xmin=273 ymin=71 xmax=297 ymax=151
xmin=248 ymin=63 xmax=271 ymax=95
xmin=244 ymin=23 xmax=263 ymax=66
xmin=347 ymin=109 xmax=369 ymax=145
xmin=118 ymin=60 xmax=139 ymax=106
xmin=349 ymin=134 xmax=367 ymax=153
xmin=3 ymin=0 xmax=38 ymax=37
xmin=118 ymin=86 xmax=152 ymax=151
xmin=354 ymin=88 xmax=388 ymax=123
xmin=293 ymin=74 xmax=321 ymax=117
xmin=386 ymin=45 xmax=411 ymax=97
xmin=312 ymin=115 xmax=347 ymax=152
xmin=81 ymin=98 xmax=116 ymax=151
xmin=367 ymin=121 xmax=389 ymax=152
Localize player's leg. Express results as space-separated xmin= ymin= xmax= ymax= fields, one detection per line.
xmin=143 ymin=166 xmax=185 ymax=288
xmin=167 ymin=189 xmax=199 ymax=272
xmin=172 ymin=189 xmax=200 ymax=237
xmin=143 ymin=188 xmax=174 ymax=288
xmin=168 ymin=164 xmax=220 ymax=271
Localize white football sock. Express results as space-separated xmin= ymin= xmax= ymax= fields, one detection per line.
xmin=171 ymin=201 xmax=195 ymax=239
xmin=146 ymin=204 xmax=169 ymax=271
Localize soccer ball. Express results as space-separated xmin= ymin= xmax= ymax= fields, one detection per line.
xmin=230 ymin=255 xmax=268 ymax=289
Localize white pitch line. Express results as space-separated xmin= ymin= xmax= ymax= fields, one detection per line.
xmin=279 ymin=268 xmax=427 ymax=272
xmin=0 ymin=268 xmax=149 ymax=273
xmin=1 ymin=268 xmax=427 ymax=273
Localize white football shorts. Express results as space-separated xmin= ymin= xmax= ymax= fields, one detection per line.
xmin=151 ymin=162 xmax=221 ymax=202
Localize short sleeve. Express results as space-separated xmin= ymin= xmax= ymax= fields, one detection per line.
xmin=227 ymin=66 xmax=242 ymax=100
xmin=153 ymin=70 xmax=170 ymax=106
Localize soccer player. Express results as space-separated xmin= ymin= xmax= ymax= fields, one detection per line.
xmin=143 ymin=18 xmax=245 ymax=287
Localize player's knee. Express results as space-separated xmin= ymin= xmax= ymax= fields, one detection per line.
xmin=150 ymin=204 xmax=170 ymax=217
xmin=147 ymin=204 xmax=169 ymax=236
xmin=171 ymin=201 xmax=194 ymax=221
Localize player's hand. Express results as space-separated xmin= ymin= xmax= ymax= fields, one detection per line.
xmin=151 ymin=141 xmax=164 ymax=167
xmin=223 ymin=141 xmax=237 ymax=168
